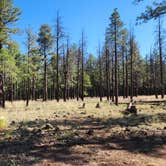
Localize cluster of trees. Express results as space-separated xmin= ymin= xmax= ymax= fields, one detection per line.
xmin=0 ymin=0 xmax=165 ymax=107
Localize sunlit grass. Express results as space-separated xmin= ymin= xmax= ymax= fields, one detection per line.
xmin=0 ymin=96 xmax=165 ymax=129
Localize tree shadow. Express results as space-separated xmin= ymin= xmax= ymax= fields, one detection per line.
xmin=0 ymin=112 xmax=166 ymax=165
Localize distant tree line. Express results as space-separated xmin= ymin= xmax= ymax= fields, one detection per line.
xmin=0 ymin=0 xmax=165 ymax=108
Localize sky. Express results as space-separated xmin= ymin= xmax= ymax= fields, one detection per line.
xmin=12 ymin=0 xmax=165 ymax=57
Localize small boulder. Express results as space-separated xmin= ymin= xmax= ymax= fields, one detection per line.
xmin=79 ymin=103 xmax=86 ymax=109
xmin=86 ymin=129 xmax=94 ymax=135
xmin=41 ymin=123 xmax=54 ymax=130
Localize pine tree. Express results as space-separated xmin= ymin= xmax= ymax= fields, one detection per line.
xmin=0 ymin=0 xmax=20 ymax=108
xmin=107 ymin=8 xmax=124 ymax=105
xmin=37 ymin=24 xmax=53 ymax=101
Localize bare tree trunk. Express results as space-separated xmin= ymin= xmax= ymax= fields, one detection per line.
xmin=158 ymin=17 xmax=164 ymax=99
xmin=122 ymin=46 xmax=125 ymax=98
xmin=114 ymin=23 xmax=118 ymax=105
xmin=0 ymin=74 xmax=5 ymax=108
xmin=77 ymin=48 xmax=80 ymax=101
xmin=125 ymin=51 xmax=128 ymax=98
xmin=10 ymin=77 xmax=14 ymax=102
xmin=0 ymin=42 xmax=5 ymax=108
xmin=81 ymin=32 xmax=84 ymax=101
xmin=32 ymin=76 xmax=36 ymax=100
xmin=56 ymin=34 xmax=59 ymax=102
xmin=106 ymin=47 xmax=110 ymax=101
xmin=99 ymin=45 xmax=102 ymax=102
xmin=43 ymin=47 xmax=48 ymax=101
xmin=63 ymin=42 xmax=69 ymax=102
xmin=111 ymin=54 xmax=115 ymax=102
xmin=130 ymin=33 xmax=133 ymax=101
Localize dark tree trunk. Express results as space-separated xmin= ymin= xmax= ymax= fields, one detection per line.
xmin=63 ymin=42 xmax=69 ymax=102
xmin=81 ymin=32 xmax=84 ymax=101
xmin=26 ymin=78 xmax=30 ymax=106
xmin=32 ymin=76 xmax=36 ymax=100
xmin=111 ymin=54 xmax=115 ymax=102
xmin=114 ymin=23 xmax=118 ymax=105
xmin=158 ymin=17 xmax=164 ymax=99
xmin=99 ymin=46 xmax=102 ymax=102
xmin=106 ymin=47 xmax=110 ymax=101
xmin=43 ymin=48 xmax=48 ymax=101
xmin=77 ymin=48 xmax=80 ymax=101
xmin=125 ymin=51 xmax=128 ymax=98
xmin=130 ymin=33 xmax=133 ymax=101
xmin=0 ymin=74 xmax=5 ymax=108
xmin=10 ymin=77 xmax=14 ymax=102
xmin=56 ymin=35 xmax=59 ymax=102
xmin=122 ymin=46 xmax=125 ymax=98
xmin=0 ymin=42 xmax=5 ymax=108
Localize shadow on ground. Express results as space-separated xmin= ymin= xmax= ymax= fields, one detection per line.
xmin=0 ymin=111 xmax=166 ymax=165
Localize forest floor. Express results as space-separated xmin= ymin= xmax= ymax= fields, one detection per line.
xmin=0 ymin=96 xmax=166 ymax=166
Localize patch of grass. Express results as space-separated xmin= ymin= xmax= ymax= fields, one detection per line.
xmin=0 ymin=159 xmax=17 ymax=166
xmin=0 ymin=116 xmax=7 ymax=129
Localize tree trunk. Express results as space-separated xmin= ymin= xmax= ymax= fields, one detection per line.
xmin=111 ymin=54 xmax=115 ymax=102
xmin=114 ymin=23 xmax=118 ymax=105
xmin=158 ymin=17 xmax=164 ymax=98
xmin=81 ymin=32 xmax=84 ymax=101
xmin=99 ymin=46 xmax=102 ymax=102
xmin=43 ymin=48 xmax=48 ymax=101
xmin=106 ymin=47 xmax=110 ymax=101
xmin=77 ymin=48 xmax=80 ymax=101
xmin=130 ymin=33 xmax=133 ymax=101
xmin=122 ymin=46 xmax=125 ymax=98
xmin=0 ymin=42 xmax=5 ymax=108
xmin=125 ymin=51 xmax=128 ymax=98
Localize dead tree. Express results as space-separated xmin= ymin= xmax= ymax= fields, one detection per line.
xmin=55 ymin=12 xmax=64 ymax=102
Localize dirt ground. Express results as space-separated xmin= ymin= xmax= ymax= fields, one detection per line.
xmin=0 ymin=96 xmax=166 ymax=166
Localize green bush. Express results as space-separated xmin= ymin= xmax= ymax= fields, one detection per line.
xmin=0 ymin=116 xmax=7 ymax=129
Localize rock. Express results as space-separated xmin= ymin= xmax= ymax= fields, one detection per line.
xmin=125 ymin=127 xmax=130 ymax=132
xmin=45 ymin=119 xmax=49 ymax=123
xmin=10 ymin=120 xmax=16 ymax=125
xmin=41 ymin=123 xmax=54 ymax=130
xmin=86 ymin=129 xmax=94 ymax=135
xmin=79 ymin=103 xmax=86 ymax=109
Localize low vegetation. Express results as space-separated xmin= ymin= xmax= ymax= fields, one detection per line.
xmin=0 ymin=96 xmax=166 ymax=165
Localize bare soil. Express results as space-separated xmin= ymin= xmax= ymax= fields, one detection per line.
xmin=0 ymin=96 xmax=166 ymax=166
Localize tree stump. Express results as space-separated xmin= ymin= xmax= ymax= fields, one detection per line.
xmin=82 ymin=103 xmax=86 ymax=108
xmin=124 ymin=101 xmax=137 ymax=115
xmin=96 ymin=102 xmax=100 ymax=108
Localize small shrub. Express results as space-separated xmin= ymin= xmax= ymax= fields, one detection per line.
xmin=0 ymin=116 xmax=7 ymax=129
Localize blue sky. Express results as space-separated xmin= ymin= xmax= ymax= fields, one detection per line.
xmin=13 ymin=0 xmax=164 ymax=57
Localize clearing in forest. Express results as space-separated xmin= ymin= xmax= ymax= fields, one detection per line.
xmin=0 ymin=96 xmax=166 ymax=166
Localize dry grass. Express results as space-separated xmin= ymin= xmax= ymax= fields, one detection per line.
xmin=0 ymin=96 xmax=166 ymax=166
xmin=0 ymin=96 xmax=165 ymax=128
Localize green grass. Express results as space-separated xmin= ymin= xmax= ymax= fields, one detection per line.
xmin=0 ymin=116 xmax=7 ymax=129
